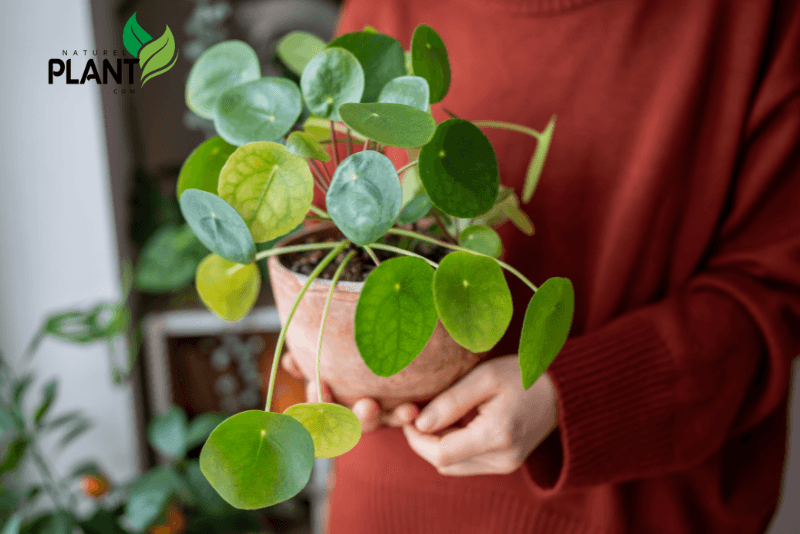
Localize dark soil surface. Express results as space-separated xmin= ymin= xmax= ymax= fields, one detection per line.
xmin=282 ymin=231 xmax=449 ymax=283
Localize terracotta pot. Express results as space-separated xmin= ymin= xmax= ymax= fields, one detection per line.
xmin=267 ymin=224 xmax=483 ymax=410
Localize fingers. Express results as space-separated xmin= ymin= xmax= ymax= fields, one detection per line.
xmin=403 ymin=415 xmax=509 ymax=472
xmin=280 ymin=351 xmax=305 ymax=380
xmin=414 ymin=364 xmax=499 ymax=432
xmin=381 ymin=403 xmax=419 ymax=427
xmin=351 ymin=398 xmax=382 ymax=432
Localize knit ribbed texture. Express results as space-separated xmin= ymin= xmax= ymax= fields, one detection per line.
xmin=525 ymin=315 xmax=676 ymax=493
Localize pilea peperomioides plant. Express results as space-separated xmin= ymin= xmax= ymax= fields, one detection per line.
xmin=177 ymin=25 xmax=573 ymax=510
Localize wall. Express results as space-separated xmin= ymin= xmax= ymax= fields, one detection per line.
xmin=0 ymin=0 xmax=140 ymax=509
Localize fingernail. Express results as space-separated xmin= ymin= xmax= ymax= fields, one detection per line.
xmin=415 ymin=412 xmax=435 ymax=431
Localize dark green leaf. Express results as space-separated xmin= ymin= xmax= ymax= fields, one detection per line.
xmin=458 ymin=225 xmax=502 ymax=258
xmin=378 ymin=75 xmax=430 ymax=111
xmin=40 ymin=512 xmax=73 ymax=534
xmin=135 ymin=224 xmax=208 ymax=294
xmin=44 ymin=411 xmax=83 ymax=432
xmin=418 ymin=119 xmax=498 ymax=218
xmin=147 ymin=406 xmax=188 ymax=459
xmin=186 ymin=413 xmax=227 ymax=451
xmin=326 ymin=151 xmax=402 ymax=245
xmin=277 ymin=31 xmax=326 ymax=76
xmin=522 ymin=115 xmax=556 ymax=203
xmin=0 ymin=438 xmax=28 ymax=474
xmin=300 ymin=47 xmax=364 ymax=121
xmin=179 ymin=189 xmax=256 ymax=264
xmin=79 ymin=509 xmax=128 ymax=534
xmin=283 ymin=402 xmax=361 ymax=458
xmin=518 ymin=277 xmax=574 ymax=389
xmin=33 ymin=381 xmax=57 ymax=426
xmin=338 ymin=102 xmax=435 ymax=148
xmin=176 ymin=137 xmax=237 ymax=198
xmin=0 ymin=409 xmax=23 ymax=435
xmin=183 ymin=460 xmax=234 ymax=517
xmin=397 ymin=190 xmax=432 ymax=225
xmin=432 ymin=251 xmax=512 ymax=352
xmin=186 ymin=40 xmax=261 ymax=120
xmin=124 ymin=466 xmax=183 ymax=532
xmin=199 ymin=410 xmax=314 ymax=509
xmin=218 ymin=142 xmax=314 ymax=243
xmin=328 ymin=32 xmax=406 ymax=102
xmin=57 ymin=419 xmax=92 ymax=449
xmin=12 ymin=376 xmax=34 ymax=408
xmin=410 ymin=24 xmax=451 ymax=104
xmin=214 ymin=77 xmax=303 ymax=146
xmin=355 ymin=256 xmax=438 ymax=376
xmin=122 ymin=13 xmax=151 ymax=58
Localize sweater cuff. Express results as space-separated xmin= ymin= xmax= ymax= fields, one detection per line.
xmin=522 ymin=314 xmax=677 ymax=494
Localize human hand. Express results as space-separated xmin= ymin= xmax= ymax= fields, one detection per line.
xmin=401 ymin=355 xmax=558 ymax=476
xmin=281 ymin=351 xmax=419 ymax=431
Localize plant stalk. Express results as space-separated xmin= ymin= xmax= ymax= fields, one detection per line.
xmin=363 ymin=245 xmax=381 ymax=266
xmin=329 ymin=121 xmax=340 ymax=167
xmin=387 ymin=228 xmax=539 ymax=291
xmin=363 ymin=138 xmax=371 ymax=151
xmin=368 ymin=243 xmax=438 ymax=268
xmin=315 ymin=250 xmax=357 ymax=402
xmin=226 ymin=242 xmax=343 ymax=276
xmin=346 ymin=128 xmax=353 ymax=157
xmin=311 ymin=159 xmax=332 ymax=184
xmin=264 ymin=240 xmax=350 ymax=411
xmin=431 ymin=210 xmax=458 ymax=244
xmin=472 ymin=120 xmax=541 ymax=140
xmin=308 ymin=205 xmax=330 ymax=219
xmin=396 ymin=160 xmax=418 ymax=176
xmin=309 ymin=165 xmax=329 ymax=193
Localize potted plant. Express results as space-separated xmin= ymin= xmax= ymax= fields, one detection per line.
xmin=175 ymin=24 xmax=574 ymax=510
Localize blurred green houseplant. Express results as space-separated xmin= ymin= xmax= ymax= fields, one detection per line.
xmin=173 ymin=24 xmax=574 ymax=511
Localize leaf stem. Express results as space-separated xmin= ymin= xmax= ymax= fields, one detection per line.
xmin=363 ymin=138 xmax=371 ymax=151
xmin=265 ymin=241 xmax=350 ymax=412
xmin=308 ymin=205 xmax=330 ymax=219
xmin=363 ymin=245 xmax=381 ymax=266
xmin=386 ymin=228 xmax=539 ymax=291
xmin=329 ymin=121 xmax=340 ymax=167
xmin=315 ymin=250 xmax=357 ymax=402
xmin=396 ymin=160 xmax=418 ymax=176
xmin=431 ymin=210 xmax=458 ymax=244
xmin=308 ymin=164 xmax=329 ymax=193
xmin=311 ymin=159 xmax=332 ymax=184
xmin=368 ymin=243 xmax=438 ymax=268
xmin=346 ymin=128 xmax=353 ymax=157
xmin=472 ymin=120 xmax=541 ymax=140
xmin=253 ymin=242 xmax=341 ymax=262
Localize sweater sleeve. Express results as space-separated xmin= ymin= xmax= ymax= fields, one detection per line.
xmin=523 ymin=5 xmax=800 ymax=493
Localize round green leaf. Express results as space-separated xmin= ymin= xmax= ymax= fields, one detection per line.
xmin=338 ymin=103 xmax=435 ymax=149
xmin=432 ymin=251 xmax=512 ymax=352
xmin=418 ymin=119 xmax=499 ymax=218
xmin=135 ymin=224 xmax=208 ymax=293
xmin=179 ymin=189 xmax=256 ymax=264
xmin=177 ymin=137 xmax=237 ymax=198
xmin=147 ymin=406 xmax=188 ymax=459
xmin=186 ymin=40 xmax=261 ymax=120
xmin=283 ymin=402 xmax=361 ymax=458
xmin=214 ymin=77 xmax=302 ymax=146
xmin=196 ymin=254 xmax=261 ymax=322
xmin=354 ymin=256 xmax=438 ymax=376
xmin=326 ymin=151 xmax=401 ymax=245
xmin=378 ymin=75 xmax=429 ymax=111
xmin=519 ymin=277 xmax=574 ymax=389
xmin=328 ymin=32 xmax=405 ymax=102
xmin=300 ymin=47 xmax=364 ymax=121
xmin=199 ymin=410 xmax=314 ymax=509
xmin=277 ymin=31 xmax=326 ymax=76
xmin=410 ymin=24 xmax=451 ymax=104
xmin=397 ymin=191 xmax=432 ymax=225
xmin=286 ymin=131 xmax=331 ymax=162
xmin=458 ymin=225 xmax=502 ymax=258
xmin=218 ymin=142 xmax=314 ymax=243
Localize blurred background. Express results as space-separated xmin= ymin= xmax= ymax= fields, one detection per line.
xmin=0 ymin=1 xmax=798 ymax=533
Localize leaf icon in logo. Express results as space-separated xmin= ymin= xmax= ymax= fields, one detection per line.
xmin=138 ymin=26 xmax=179 ymax=87
xmin=123 ymin=13 xmax=152 ymax=57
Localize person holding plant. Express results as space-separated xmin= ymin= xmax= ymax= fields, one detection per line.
xmin=281 ymin=0 xmax=800 ymax=532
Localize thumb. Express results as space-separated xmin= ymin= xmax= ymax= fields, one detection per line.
xmin=414 ymin=366 xmax=498 ymax=433
xmin=281 ymin=351 xmax=305 ymax=380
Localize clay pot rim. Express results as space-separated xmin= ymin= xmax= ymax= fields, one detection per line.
xmin=267 ymin=222 xmax=364 ymax=294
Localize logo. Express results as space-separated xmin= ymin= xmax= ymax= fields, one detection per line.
xmin=122 ymin=12 xmax=179 ymax=87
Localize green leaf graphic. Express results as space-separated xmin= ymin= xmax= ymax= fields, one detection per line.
xmin=123 ymin=13 xmax=152 ymax=58
xmin=139 ymin=26 xmax=179 ymax=87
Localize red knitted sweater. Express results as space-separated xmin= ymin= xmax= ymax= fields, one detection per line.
xmin=323 ymin=0 xmax=800 ymax=532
